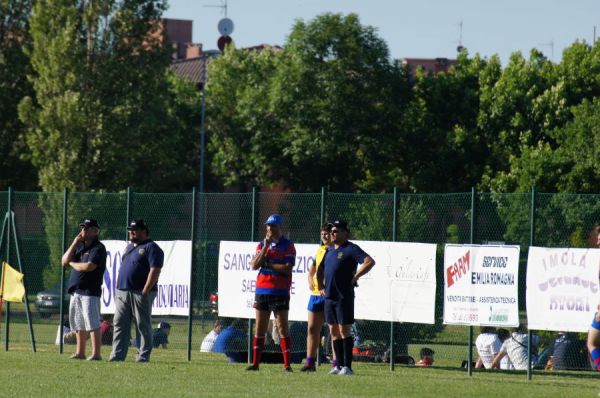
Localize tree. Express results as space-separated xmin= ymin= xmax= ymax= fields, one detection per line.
xmin=19 ymin=0 xmax=199 ymax=192
xmin=207 ymin=13 xmax=409 ymax=192
xmin=0 ymin=0 xmax=37 ymax=189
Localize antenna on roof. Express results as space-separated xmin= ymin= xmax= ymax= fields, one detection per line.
xmin=456 ymin=20 xmax=464 ymax=53
xmin=204 ymin=0 xmax=228 ymax=17
xmin=538 ymin=39 xmax=554 ymax=62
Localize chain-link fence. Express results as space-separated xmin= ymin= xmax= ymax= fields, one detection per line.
xmin=0 ymin=188 xmax=595 ymax=373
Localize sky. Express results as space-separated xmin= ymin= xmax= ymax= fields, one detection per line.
xmin=164 ymin=0 xmax=599 ymax=65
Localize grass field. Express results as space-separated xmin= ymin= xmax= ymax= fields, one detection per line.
xmin=0 ymin=344 xmax=598 ymax=398
xmin=2 ymin=318 xmax=598 ymax=397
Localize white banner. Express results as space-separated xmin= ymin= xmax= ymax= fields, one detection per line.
xmin=353 ymin=241 xmax=437 ymax=324
xmin=443 ymin=244 xmax=520 ymax=326
xmin=101 ymin=240 xmax=192 ymax=316
xmin=526 ymin=247 xmax=600 ymax=332
xmin=217 ymin=240 xmax=437 ymax=323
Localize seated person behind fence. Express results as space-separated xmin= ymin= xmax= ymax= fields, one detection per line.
xmin=475 ymin=326 xmax=501 ymax=369
xmin=152 ymin=322 xmax=171 ymax=349
xmin=201 ymin=320 xmax=222 ymax=352
xmin=100 ymin=315 xmax=113 ymax=345
xmin=415 ymin=347 xmax=435 ymax=367
xmin=491 ymin=324 xmax=540 ymax=370
xmin=496 ymin=328 xmax=514 ymax=369
xmin=550 ymin=332 xmax=589 ymax=370
xmin=213 ymin=319 xmax=248 ymax=363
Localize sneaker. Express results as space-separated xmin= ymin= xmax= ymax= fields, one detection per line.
xmin=328 ymin=366 xmax=341 ymax=375
xmin=284 ymin=366 xmax=293 ymax=372
xmin=300 ymin=365 xmax=316 ymax=372
xmin=135 ymin=358 xmax=149 ymax=363
xmin=246 ymin=365 xmax=259 ymax=371
xmin=86 ymin=355 xmax=102 ymax=361
xmin=338 ymin=366 xmax=354 ymax=376
xmin=108 ymin=357 xmax=124 ymax=362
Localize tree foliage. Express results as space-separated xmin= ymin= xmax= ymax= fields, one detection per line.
xmin=19 ymin=0 xmax=200 ymax=192
xmin=0 ymin=0 xmax=37 ymax=189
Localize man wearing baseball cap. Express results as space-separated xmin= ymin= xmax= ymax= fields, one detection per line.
xmin=246 ymin=214 xmax=297 ymax=372
xmin=317 ymin=220 xmax=375 ymax=376
xmin=109 ymin=219 xmax=164 ymax=363
xmin=61 ymin=218 xmax=107 ymax=360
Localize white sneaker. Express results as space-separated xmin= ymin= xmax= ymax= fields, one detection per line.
xmin=328 ymin=367 xmax=341 ymax=375
xmin=338 ymin=366 xmax=354 ymax=375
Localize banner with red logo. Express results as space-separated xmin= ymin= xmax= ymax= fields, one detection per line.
xmin=443 ymin=244 xmax=520 ymax=326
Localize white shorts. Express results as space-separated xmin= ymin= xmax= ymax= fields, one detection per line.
xmin=69 ymin=293 xmax=101 ymax=332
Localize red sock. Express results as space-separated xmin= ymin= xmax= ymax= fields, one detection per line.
xmin=280 ymin=335 xmax=292 ymax=368
xmin=252 ymin=336 xmax=265 ymax=367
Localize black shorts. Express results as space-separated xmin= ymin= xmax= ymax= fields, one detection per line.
xmin=253 ymin=294 xmax=290 ymax=312
xmin=324 ymin=298 xmax=354 ymax=325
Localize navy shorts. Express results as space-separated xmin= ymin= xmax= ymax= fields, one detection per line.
xmin=324 ymin=298 xmax=354 ymax=325
xmin=253 ymin=294 xmax=290 ymax=312
xmin=307 ymin=295 xmax=325 ymax=313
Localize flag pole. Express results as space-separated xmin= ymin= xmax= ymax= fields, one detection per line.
xmin=11 ymin=211 xmax=36 ymax=351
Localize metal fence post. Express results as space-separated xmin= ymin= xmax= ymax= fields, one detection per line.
xmin=320 ymin=186 xmax=326 ymax=227
xmin=248 ymin=187 xmax=258 ymax=363
xmin=187 ymin=188 xmax=197 ymax=361
xmin=59 ymin=188 xmax=68 ymax=354
xmin=390 ymin=187 xmax=398 ymax=371
xmin=4 ymin=187 xmax=12 ymax=351
xmin=125 ymin=186 xmax=133 ymax=239
xmin=467 ymin=187 xmax=477 ymax=376
xmin=528 ymin=187 xmax=536 ymax=381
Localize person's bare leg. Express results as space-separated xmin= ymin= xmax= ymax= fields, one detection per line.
xmin=90 ymin=328 xmax=102 ymax=359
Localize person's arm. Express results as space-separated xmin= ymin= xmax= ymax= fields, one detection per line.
xmin=307 ymin=259 xmax=316 ymax=291
xmin=351 ymin=256 xmax=375 ymax=286
xmin=316 ymin=256 xmax=326 ymax=295
xmin=69 ymin=261 xmax=97 ymax=272
xmin=61 ymin=231 xmax=83 ymax=266
xmin=491 ymin=350 xmax=506 ymax=369
xmin=142 ymin=267 xmax=161 ymax=296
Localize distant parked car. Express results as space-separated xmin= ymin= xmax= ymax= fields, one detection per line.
xmin=35 ymin=287 xmax=69 ymax=317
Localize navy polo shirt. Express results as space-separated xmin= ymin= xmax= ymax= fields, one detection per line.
xmin=117 ymin=240 xmax=164 ymax=292
xmin=324 ymin=241 xmax=368 ymax=300
xmin=67 ymin=239 xmax=107 ymax=297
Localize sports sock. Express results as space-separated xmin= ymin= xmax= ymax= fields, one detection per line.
xmin=281 ymin=335 xmax=292 ymax=368
xmin=591 ymin=348 xmax=600 ymax=371
xmin=343 ymin=337 xmax=354 ymax=369
xmin=333 ymin=339 xmax=344 ymax=367
xmin=252 ymin=336 xmax=265 ymax=367
xmin=305 ymin=356 xmax=316 ymax=367
xmin=331 ymin=359 xmax=338 ymax=368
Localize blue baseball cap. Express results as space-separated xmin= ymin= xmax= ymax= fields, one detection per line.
xmin=265 ymin=214 xmax=283 ymax=225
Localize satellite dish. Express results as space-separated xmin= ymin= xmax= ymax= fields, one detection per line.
xmin=218 ymin=18 xmax=234 ymax=36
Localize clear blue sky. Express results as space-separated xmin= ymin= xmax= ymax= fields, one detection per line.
xmin=164 ymin=0 xmax=599 ymax=65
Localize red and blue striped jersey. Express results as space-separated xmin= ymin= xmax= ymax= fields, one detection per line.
xmin=255 ymin=236 xmax=296 ymax=296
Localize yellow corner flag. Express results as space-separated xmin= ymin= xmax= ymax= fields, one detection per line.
xmin=0 ymin=262 xmax=25 ymax=303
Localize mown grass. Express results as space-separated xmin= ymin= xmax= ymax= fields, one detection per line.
xmin=0 ymin=344 xmax=597 ymax=398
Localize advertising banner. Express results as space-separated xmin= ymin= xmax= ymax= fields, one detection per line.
xmin=218 ymin=240 xmax=437 ymax=323
xmin=526 ymin=247 xmax=600 ymax=332
xmin=443 ymin=244 xmax=520 ymax=326
xmin=101 ymin=240 xmax=192 ymax=316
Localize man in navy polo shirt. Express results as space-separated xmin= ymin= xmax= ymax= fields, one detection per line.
xmin=109 ymin=219 xmax=164 ymax=363
xmin=62 ymin=218 xmax=107 ymax=360
xmin=318 ymin=220 xmax=375 ymax=376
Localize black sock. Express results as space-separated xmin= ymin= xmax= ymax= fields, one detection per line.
xmin=333 ymin=339 xmax=344 ymax=367
xmin=343 ymin=337 xmax=353 ymax=369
